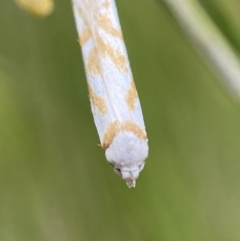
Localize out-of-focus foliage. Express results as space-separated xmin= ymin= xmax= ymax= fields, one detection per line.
xmin=1 ymin=1 xmax=240 ymax=240
xmin=200 ymin=0 xmax=240 ymax=55
xmin=15 ymin=0 xmax=54 ymax=17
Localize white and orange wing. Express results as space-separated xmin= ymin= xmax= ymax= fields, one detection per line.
xmin=72 ymin=0 xmax=148 ymax=188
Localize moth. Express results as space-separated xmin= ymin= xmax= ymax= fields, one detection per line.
xmin=72 ymin=0 xmax=148 ymax=187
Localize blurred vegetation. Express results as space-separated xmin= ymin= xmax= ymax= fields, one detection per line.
xmin=1 ymin=0 xmax=240 ymax=240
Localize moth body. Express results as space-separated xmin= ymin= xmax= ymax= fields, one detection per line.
xmin=72 ymin=0 xmax=148 ymax=187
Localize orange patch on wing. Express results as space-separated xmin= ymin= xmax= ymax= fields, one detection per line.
xmin=102 ymin=121 xmax=119 ymax=150
xmin=121 ymin=121 xmax=147 ymax=140
xmin=75 ymin=5 xmax=82 ymax=17
xmin=103 ymin=0 xmax=110 ymax=8
xmin=88 ymin=85 xmax=107 ymax=115
xmin=102 ymin=121 xmax=147 ymax=150
xmin=97 ymin=37 xmax=128 ymax=73
xmin=87 ymin=47 xmax=101 ymax=75
xmin=98 ymin=13 xmax=123 ymax=39
xmin=126 ymin=80 xmax=138 ymax=110
xmin=79 ymin=27 xmax=91 ymax=46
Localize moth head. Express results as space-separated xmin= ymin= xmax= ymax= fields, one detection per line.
xmin=104 ymin=131 xmax=148 ymax=188
xmin=112 ymin=162 xmax=145 ymax=188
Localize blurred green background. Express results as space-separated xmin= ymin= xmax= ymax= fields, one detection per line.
xmin=1 ymin=0 xmax=240 ymax=240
